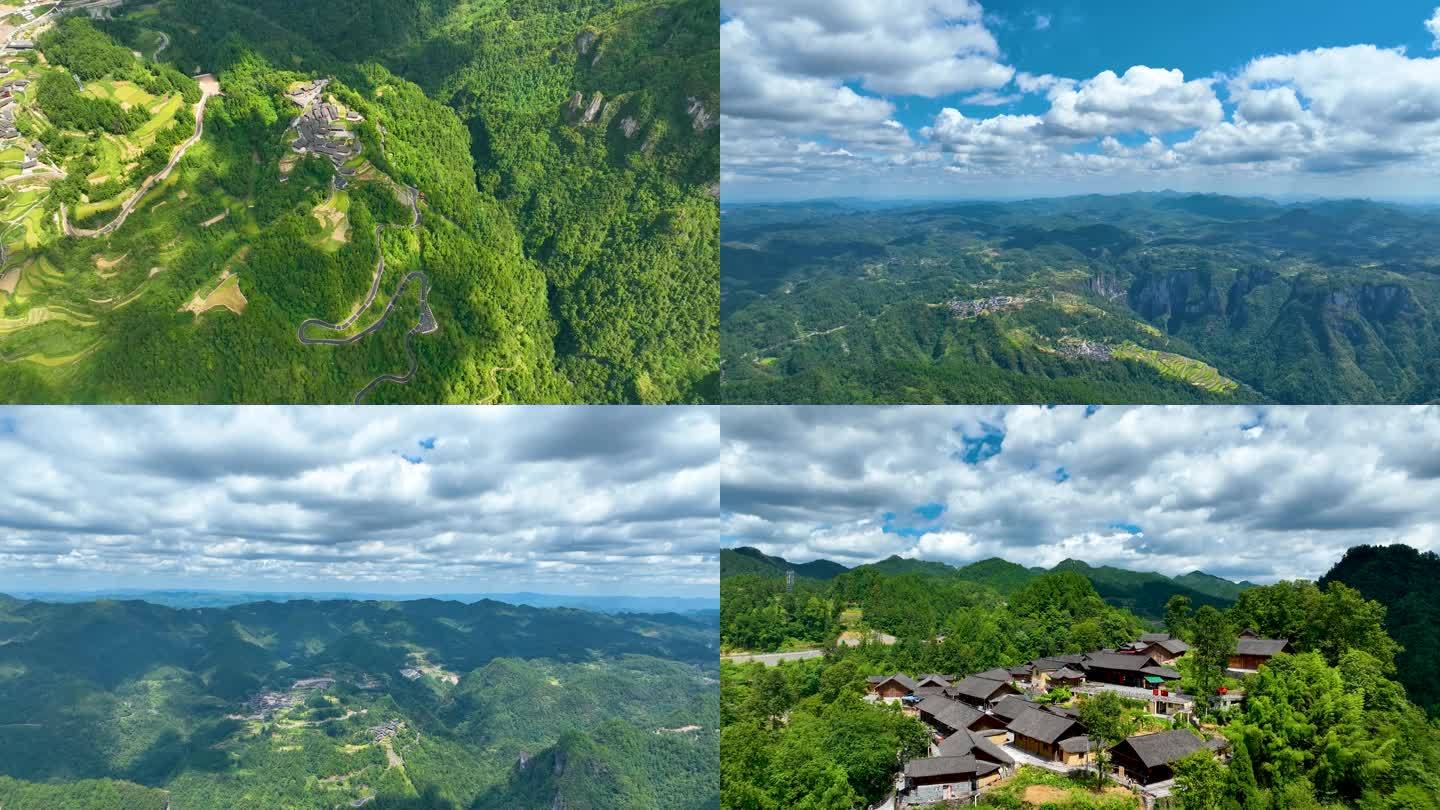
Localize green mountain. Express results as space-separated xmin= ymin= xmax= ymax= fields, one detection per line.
xmin=1050 ymin=559 xmax=1237 ymax=619
xmin=720 ymin=547 xmax=848 ymax=580
xmin=0 ymin=0 xmax=716 ymax=404
xmin=1321 ymin=544 xmax=1440 ymax=715
xmin=718 ymin=547 xmax=1250 ymax=620
xmin=953 ymin=557 xmax=1040 ymax=594
xmin=1174 ymin=570 xmax=1257 ymax=601
xmin=721 ymin=193 xmax=1440 ymax=404
xmin=0 ymin=596 xmax=717 ymax=808
xmin=852 ymin=555 xmax=958 ymax=578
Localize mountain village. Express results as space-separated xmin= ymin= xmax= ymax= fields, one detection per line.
xmin=862 ymin=629 xmax=1290 ymax=808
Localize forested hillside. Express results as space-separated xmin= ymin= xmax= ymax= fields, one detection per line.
xmin=1321 ymin=544 xmax=1440 ymax=716
xmin=0 ymin=0 xmax=716 ymax=403
xmin=720 ymin=564 xmax=1440 ymax=809
xmin=0 ymin=596 xmax=718 ymax=808
xmin=720 ymin=547 xmax=1248 ymax=640
xmin=722 ymin=194 xmax=1440 ymax=404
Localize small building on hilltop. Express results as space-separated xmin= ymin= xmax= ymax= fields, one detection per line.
xmin=1109 ymin=729 xmax=1228 ymax=785
xmin=869 ymin=673 xmax=919 ymax=702
xmin=1228 ymin=630 xmax=1291 ymax=673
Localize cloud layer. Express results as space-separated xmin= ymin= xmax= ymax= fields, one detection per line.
xmin=722 ymin=3 xmax=1440 ymax=196
xmin=0 ymin=407 xmax=719 ymax=596
xmin=720 ymin=406 xmax=1440 ymax=583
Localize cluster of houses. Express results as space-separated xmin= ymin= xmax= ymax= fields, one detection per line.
xmin=866 ymin=629 xmax=1290 ymax=807
xmin=241 ymin=676 xmax=336 ymax=719
xmin=286 ymin=79 xmax=363 ymax=186
xmin=0 ymin=76 xmax=33 ymax=143
xmin=367 ymin=718 xmax=403 ymax=742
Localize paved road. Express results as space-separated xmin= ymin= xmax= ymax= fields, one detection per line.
xmin=722 ymin=649 xmax=824 ymax=666
xmin=64 ymin=74 xmax=221 ymax=238
xmin=297 ymin=184 xmax=436 ymax=402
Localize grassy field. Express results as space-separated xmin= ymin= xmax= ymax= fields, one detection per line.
xmin=979 ymin=767 xmax=1139 ymax=809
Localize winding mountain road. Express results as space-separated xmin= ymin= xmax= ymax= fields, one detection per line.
xmin=63 ymin=74 xmax=220 ymax=238
xmin=296 ymin=183 xmax=437 ymax=403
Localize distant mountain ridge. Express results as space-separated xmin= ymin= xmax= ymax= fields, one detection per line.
xmin=720 ymin=547 xmax=1255 ymax=619
xmin=4 ymin=588 xmax=717 ymax=614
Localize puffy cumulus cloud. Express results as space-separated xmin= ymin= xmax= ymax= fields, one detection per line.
xmin=1044 ymin=66 xmax=1223 ymax=137
xmin=722 ymin=0 xmax=1012 ymax=99
xmin=1183 ymin=45 xmax=1440 ymax=173
xmin=720 ymin=406 xmax=1440 ymax=583
xmin=0 ymin=407 xmax=719 ymax=595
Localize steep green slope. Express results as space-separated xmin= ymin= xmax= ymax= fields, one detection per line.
xmin=1321 ymin=544 xmax=1440 ymax=715
xmin=0 ymin=775 xmax=169 ymax=810
xmin=0 ymin=0 xmax=716 ymax=404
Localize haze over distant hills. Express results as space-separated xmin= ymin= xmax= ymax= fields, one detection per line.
xmin=721 ymin=545 xmax=1256 ymax=619
xmin=722 ymin=192 xmax=1440 ymax=404
xmin=9 ymin=589 xmax=718 ymax=615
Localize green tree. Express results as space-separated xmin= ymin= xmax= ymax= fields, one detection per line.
xmin=1173 ymin=749 xmax=1228 ymax=810
xmin=1166 ymin=593 xmax=1193 ymax=639
xmin=1189 ymin=605 xmax=1237 ymax=716
xmin=1077 ymin=690 xmax=1138 ymax=790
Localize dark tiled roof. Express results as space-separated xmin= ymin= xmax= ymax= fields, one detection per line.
xmin=1059 ymin=736 xmax=1091 ymax=753
xmin=974 ymin=667 xmax=1013 ymax=681
xmin=912 ymin=685 xmax=946 ymax=699
xmin=1140 ymin=633 xmax=1171 ymax=643
xmin=877 ymin=673 xmax=920 ymax=691
xmin=1141 ymin=666 xmax=1181 ymax=680
xmin=1032 ymin=654 xmax=1085 ymax=671
xmin=1007 ymin=707 xmax=1081 ymax=745
xmin=949 ymin=674 xmax=1013 ymax=702
xmin=916 ymin=674 xmax=953 ymax=687
xmin=1083 ymin=652 xmax=1158 ymax=672
xmin=1157 ymin=639 xmax=1190 ymax=654
xmin=905 ymin=755 xmax=979 ymax=779
xmin=920 ymin=697 xmax=985 ymax=732
xmin=1235 ymin=638 xmax=1289 ymax=656
xmin=936 ymin=729 xmax=1015 ymax=766
xmin=1113 ymin=730 xmax=1216 ymax=769
xmin=989 ymin=695 xmax=1037 ymax=722
xmin=1051 ymin=666 xmax=1085 ymax=680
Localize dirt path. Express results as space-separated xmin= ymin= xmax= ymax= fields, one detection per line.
xmin=62 ymin=74 xmax=220 ymax=239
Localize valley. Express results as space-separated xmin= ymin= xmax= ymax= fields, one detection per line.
xmin=721 ymin=193 xmax=1440 ymax=404
xmin=0 ymin=595 xmax=720 ymax=809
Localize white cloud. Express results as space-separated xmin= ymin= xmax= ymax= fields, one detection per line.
xmin=0 ymin=407 xmax=720 ymax=595
xmin=1044 ymin=66 xmax=1223 ymax=137
xmin=1428 ymin=7 xmax=1440 ymax=49
xmin=721 ymin=406 xmax=1440 ymax=583
xmin=1034 ymin=13 xmax=1052 ymax=31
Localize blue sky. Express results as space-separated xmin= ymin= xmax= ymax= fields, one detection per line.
xmin=720 ymin=405 xmax=1440 ymax=584
xmin=0 ymin=407 xmax=720 ymax=597
xmin=722 ymin=0 xmax=1440 ymax=200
